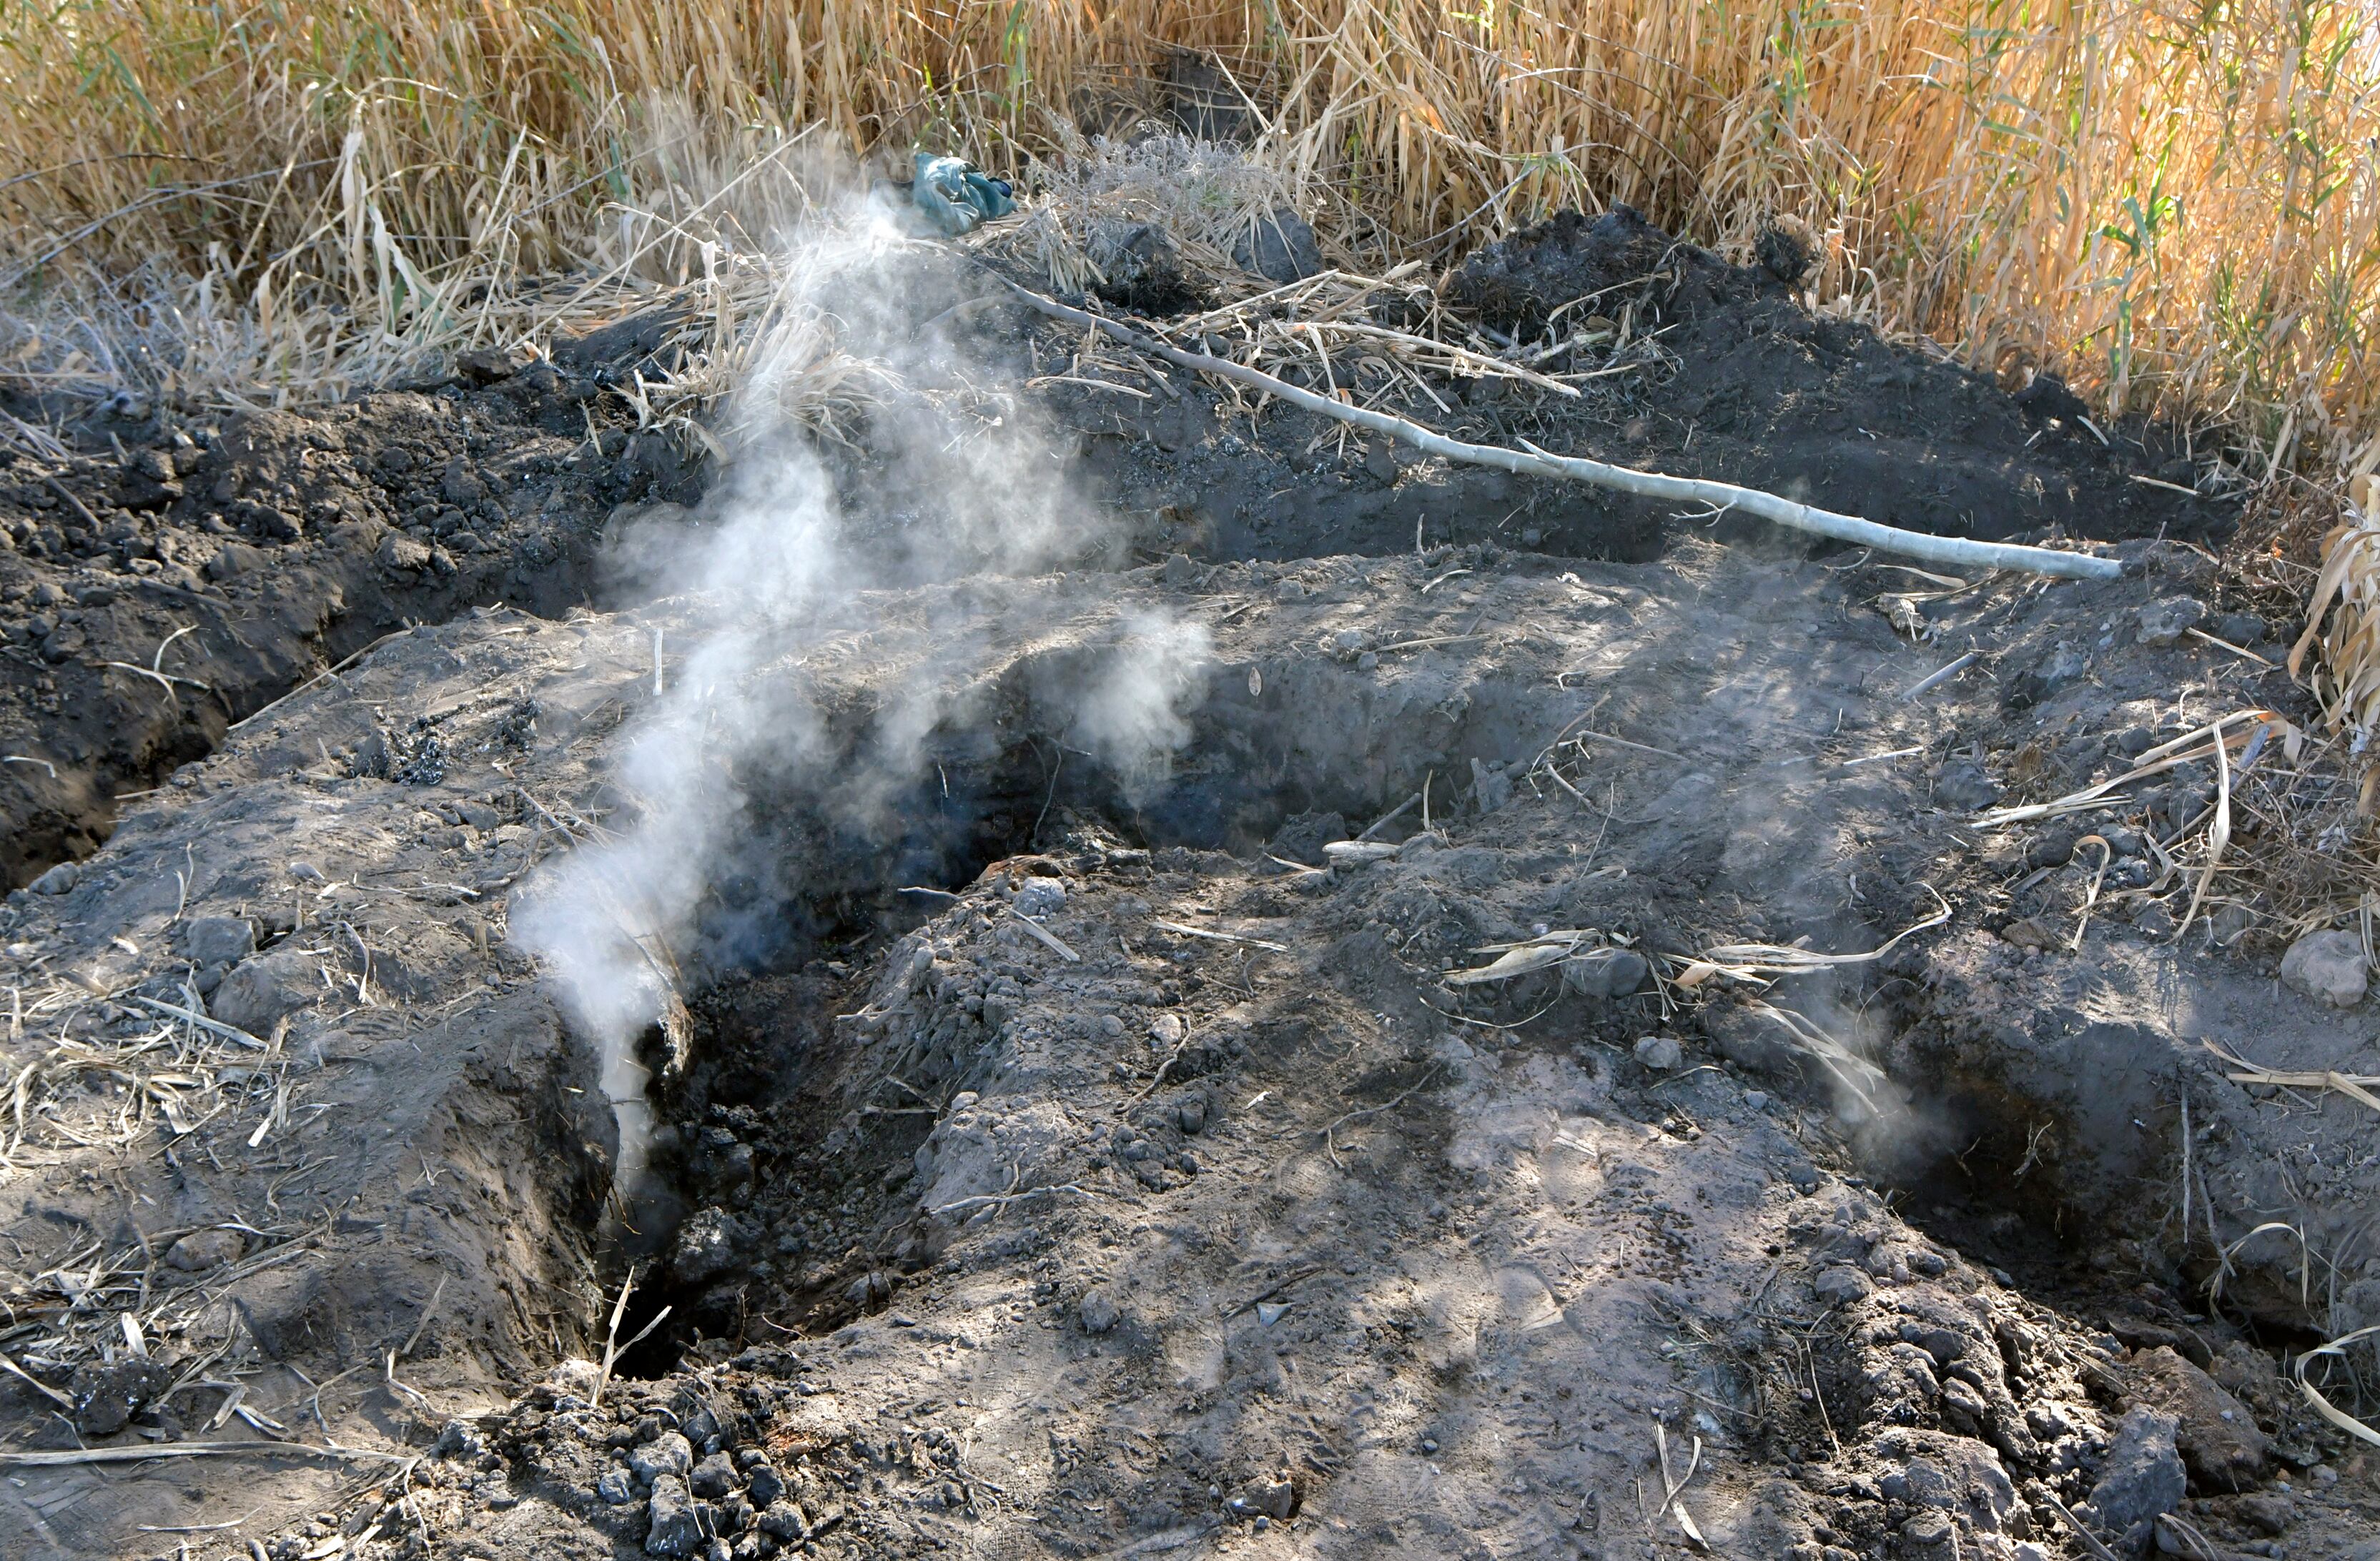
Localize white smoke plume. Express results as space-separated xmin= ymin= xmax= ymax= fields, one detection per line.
xmin=510 ymin=173 xmax=1210 ymax=1222
xmin=1077 ymin=611 xmax=1214 ymax=806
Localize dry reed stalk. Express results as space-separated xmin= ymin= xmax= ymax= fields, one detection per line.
xmin=2289 ymin=460 xmax=2380 ymax=791
xmin=1008 ymin=276 xmax=2124 ymax=578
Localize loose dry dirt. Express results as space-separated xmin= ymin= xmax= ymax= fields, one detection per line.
xmin=0 ymin=224 xmax=2371 ymax=1561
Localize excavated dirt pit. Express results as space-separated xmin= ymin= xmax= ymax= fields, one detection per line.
xmin=1 ymin=224 xmax=2374 ymax=1561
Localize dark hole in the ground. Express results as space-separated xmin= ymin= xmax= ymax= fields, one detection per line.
xmin=588 ymin=736 xmax=1205 ymax=1374
xmin=577 ymin=639 xmax=1588 ymax=1369
xmin=608 ymin=1282 xmax=689 ymax=1381
xmin=1864 ymin=1074 xmax=2340 ymax=1379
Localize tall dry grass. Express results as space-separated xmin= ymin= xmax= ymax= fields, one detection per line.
xmin=2 ymin=1 xmax=2373 ymax=465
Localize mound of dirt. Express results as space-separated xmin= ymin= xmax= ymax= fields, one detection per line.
xmin=1445 ymin=203 xmax=1747 ymax=337
xmin=0 ymin=337 xmax=706 ymax=891
xmin=1415 ymin=206 xmax=2236 ymax=559
xmin=1 ymin=239 xmax=2373 ymax=1561
xmin=6 ymin=530 xmax=2374 ymax=1560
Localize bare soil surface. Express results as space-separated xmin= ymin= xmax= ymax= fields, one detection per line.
xmin=1 ymin=229 xmax=2372 ymax=1561
xmin=0 ymin=340 xmax=702 ymax=890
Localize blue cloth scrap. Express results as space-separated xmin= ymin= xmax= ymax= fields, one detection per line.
xmin=913 ymin=153 xmax=1016 ymax=237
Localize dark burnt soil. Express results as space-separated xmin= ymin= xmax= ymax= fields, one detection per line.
xmin=1 ymin=210 xmax=2238 ymax=898
xmin=0 ymin=350 xmax=704 ymax=891
xmin=1065 ymin=205 xmax=2232 ymax=572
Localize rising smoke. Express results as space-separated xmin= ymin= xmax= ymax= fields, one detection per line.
xmin=510 ymin=174 xmax=1213 ymax=1232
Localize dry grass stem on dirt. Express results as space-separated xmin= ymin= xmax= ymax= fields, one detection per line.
xmin=1006 ymin=277 xmax=2123 ymax=580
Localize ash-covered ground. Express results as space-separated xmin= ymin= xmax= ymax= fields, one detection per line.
xmin=0 ymin=210 xmax=2371 ymax=1561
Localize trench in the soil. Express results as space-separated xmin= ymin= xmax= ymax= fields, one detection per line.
xmin=596 ymin=658 xmax=1509 ymax=1370
xmin=573 ymin=652 xmax=2186 ymax=1377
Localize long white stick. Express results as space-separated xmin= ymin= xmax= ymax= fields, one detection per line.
xmin=1003 ymin=282 xmax=2123 ymax=583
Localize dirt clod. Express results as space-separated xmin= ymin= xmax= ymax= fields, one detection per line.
xmin=2084 ymin=1405 xmax=2188 ymax=1548
xmin=66 ymin=1357 xmax=170 ymax=1437
xmin=2279 ymin=926 xmax=2368 ymax=1006
xmin=2125 ymin=1347 xmax=2270 ymax=1492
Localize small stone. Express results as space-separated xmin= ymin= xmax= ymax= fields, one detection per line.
xmin=1149 ymin=1013 xmax=1185 ymax=1045
xmin=2082 ymin=1406 xmax=2184 ymax=1540
xmin=2127 ymin=1346 xmax=2268 ymax=1490
xmin=1563 ymin=947 xmax=1649 ymax=998
xmin=757 ymin=1507 xmax=804 ymax=1540
xmin=2138 ymin=597 xmax=2206 ymax=648
xmin=1742 ymin=1091 xmax=1769 ymax=1111
xmin=1470 ymin=757 xmax=1513 ymax=813
xmin=182 ymin=915 xmax=255 ymax=966
xmin=1901 ymin=1512 xmax=1952 ymax=1546
xmin=1079 ymin=1289 xmax=1121 ymax=1334
xmin=165 ymin=1227 xmax=245 ymax=1272
xmin=1247 ymin=1475 xmax=1296 ymax=1520
xmin=2025 ymin=830 xmax=2082 ymax=870
xmin=1012 ymin=878 xmax=1066 ymax=918
xmin=1633 ymin=1034 xmax=1684 ymax=1071
xmin=2211 ymin=613 xmax=2268 ymax=647
xmin=456 ymin=347 xmax=518 ymax=385
xmin=1814 ymin=1267 xmax=1876 ymax=1307
xmin=688 ymin=1450 xmax=737 ymax=1499
xmin=643 ymin=1475 xmax=705 ymax=1557
xmin=2280 ymin=928 xmax=2367 ymax=1008
xmin=28 ymin=861 xmax=79 ymax=895
xmin=2011 ymin=643 xmax=2088 ymax=705
xmin=2209 ymin=903 xmax=2255 ymax=947
xmin=1177 ymin=1099 xmax=1205 ymax=1134
xmin=2234 ymin=1493 xmax=2290 ymax=1535
xmin=598 ymin=1469 xmax=637 ymax=1505
xmin=745 ymin=1462 xmax=784 ymax=1509
xmin=631 ymin=1432 xmax=695 ymax=1485
xmin=375 ymin=532 xmax=433 ymax=573
xmin=548 ymin=1356 xmax=602 ymax=1401
xmin=1255 ymin=1302 xmax=1288 ymax=1327
xmin=1933 ymin=760 xmax=2001 ymax=811
xmin=433 ymin=1419 xmax=486 ymax=1460
xmin=1233 ymin=208 xmax=1323 ymax=284
xmin=1999 ymin=916 xmax=2060 ymax=951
